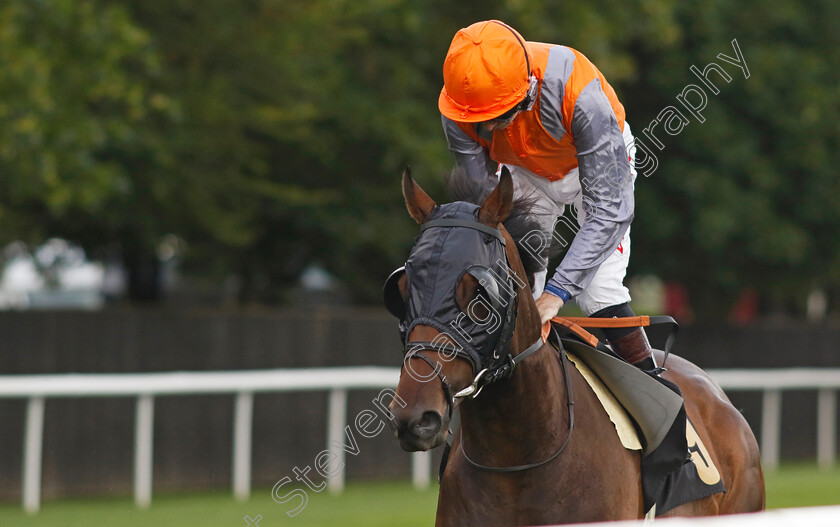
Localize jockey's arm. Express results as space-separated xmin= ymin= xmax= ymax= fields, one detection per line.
xmin=441 ymin=115 xmax=498 ymax=196
xmin=544 ymin=81 xmax=634 ymax=302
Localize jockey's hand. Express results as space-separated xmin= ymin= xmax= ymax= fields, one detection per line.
xmin=536 ymin=292 xmax=565 ymax=325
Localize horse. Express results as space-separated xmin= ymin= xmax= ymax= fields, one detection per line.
xmin=385 ymin=167 xmax=765 ymax=526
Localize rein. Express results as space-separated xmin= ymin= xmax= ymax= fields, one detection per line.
xmin=459 ymin=327 xmax=576 ymax=473
xmin=454 ymin=336 xmax=543 ymax=399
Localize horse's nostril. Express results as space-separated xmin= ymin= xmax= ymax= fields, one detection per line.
xmin=410 ymin=411 xmax=442 ymax=439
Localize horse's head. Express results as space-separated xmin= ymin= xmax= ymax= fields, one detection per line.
xmin=383 ymin=167 xmax=539 ymax=452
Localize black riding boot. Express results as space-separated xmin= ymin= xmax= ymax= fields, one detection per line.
xmin=590 ymin=303 xmax=655 ymax=372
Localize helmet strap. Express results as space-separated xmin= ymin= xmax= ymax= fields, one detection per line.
xmin=491 ymin=20 xmax=538 ymax=114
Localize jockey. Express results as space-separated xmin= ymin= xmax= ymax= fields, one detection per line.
xmin=439 ymin=20 xmax=654 ymax=372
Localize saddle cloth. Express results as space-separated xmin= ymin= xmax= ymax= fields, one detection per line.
xmin=565 ymin=341 xmax=725 ymax=515
xmin=566 ymin=352 xmax=642 ymax=451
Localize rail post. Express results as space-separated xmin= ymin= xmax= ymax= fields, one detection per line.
xmin=817 ymin=389 xmax=837 ymax=470
xmin=411 ymin=451 xmax=432 ymax=489
xmin=233 ymin=391 xmax=255 ymax=500
xmin=327 ymin=388 xmax=348 ymax=494
xmin=22 ymin=396 xmax=45 ymax=514
xmin=761 ymin=389 xmax=782 ymax=470
xmin=134 ymin=394 xmax=155 ymax=508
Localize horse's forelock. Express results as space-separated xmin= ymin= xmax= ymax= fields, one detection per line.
xmin=446 ymin=167 xmax=544 ymax=286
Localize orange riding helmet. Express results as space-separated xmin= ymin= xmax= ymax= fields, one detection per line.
xmin=439 ymin=20 xmax=537 ymax=123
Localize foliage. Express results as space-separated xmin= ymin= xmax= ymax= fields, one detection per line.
xmin=628 ymin=0 xmax=840 ymax=316
xmin=0 ymin=0 xmax=172 ymax=245
xmin=0 ymin=0 xmax=836 ymax=314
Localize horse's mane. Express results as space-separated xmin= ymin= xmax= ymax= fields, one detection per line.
xmin=446 ymin=167 xmax=545 ymax=287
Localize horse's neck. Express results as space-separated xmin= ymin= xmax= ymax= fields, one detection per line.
xmin=458 ymin=335 xmax=569 ymax=466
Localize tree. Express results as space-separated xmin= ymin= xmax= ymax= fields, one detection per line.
xmin=0 ymin=0 xmax=178 ymax=299
xmin=1 ymin=1 xmax=836 ymax=316
xmin=627 ymin=0 xmax=840 ymax=317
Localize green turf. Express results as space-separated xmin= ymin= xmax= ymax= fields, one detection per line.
xmin=0 ymin=464 xmax=837 ymax=526
xmin=0 ymin=481 xmax=438 ymax=527
xmin=764 ymin=463 xmax=840 ymax=509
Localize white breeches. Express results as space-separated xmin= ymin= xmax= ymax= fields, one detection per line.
xmin=505 ymin=123 xmax=638 ymax=315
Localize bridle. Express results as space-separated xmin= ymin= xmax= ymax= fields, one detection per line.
xmin=387 ymin=213 xmax=575 ymax=472
xmin=393 ymin=216 xmax=541 ymax=403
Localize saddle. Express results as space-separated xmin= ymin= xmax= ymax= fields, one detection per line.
xmin=547 ymin=318 xmax=726 ymax=516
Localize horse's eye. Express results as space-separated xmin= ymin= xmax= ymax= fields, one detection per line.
xmin=456 ymin=272 xmax=492 ymax=322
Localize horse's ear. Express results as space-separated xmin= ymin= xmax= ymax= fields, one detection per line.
xmin=478 ymin=167 xmax=513 ymax=225
xmin=402 ymin=166 xmax=437 ymax=224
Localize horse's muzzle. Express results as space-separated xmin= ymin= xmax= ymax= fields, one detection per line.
xmin=389 ymin=405 xmax=448 ymax=452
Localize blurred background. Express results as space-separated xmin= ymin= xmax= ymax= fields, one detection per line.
xmin=0 ymin=0 xmax=838 ymax=518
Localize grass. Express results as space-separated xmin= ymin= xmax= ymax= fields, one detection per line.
xmin=0 ymin=481 xmax=438 ymax=527
xmin=0 ymin=464 xmax=838 ymax=526
xmin=763 ymin=463 xmax=840 ymax=509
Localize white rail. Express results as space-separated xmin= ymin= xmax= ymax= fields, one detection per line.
xmin=706 ymin=368 xmax=840 ymax=471
xmin=1 ymin=367 xmax=839 ymax=513
xmin=0 ymin=367 xmax=401 ymax=514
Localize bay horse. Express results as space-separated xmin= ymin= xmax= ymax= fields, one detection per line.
xmin=386 ymin=167 xmax=764 ymax=526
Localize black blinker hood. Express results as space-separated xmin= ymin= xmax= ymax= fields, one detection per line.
xmin=388 ymin=202 xmax=518 ymax=373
